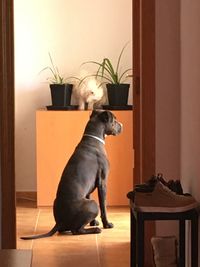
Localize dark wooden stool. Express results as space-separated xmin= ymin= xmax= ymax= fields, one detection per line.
xmin=130 ymin=200 xmax=199 ymax=267
xmin=0 ymin=249 xmax=32 ymax=267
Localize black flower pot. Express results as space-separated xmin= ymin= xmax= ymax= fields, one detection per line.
xmin=50 ymin=83 xmax=73 ymax=106
xmin=106 ymin=83 xmax=130 ymax=106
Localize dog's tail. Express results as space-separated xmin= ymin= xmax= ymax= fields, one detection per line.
xmin=20 ymin=224 xmax=58 ymax=240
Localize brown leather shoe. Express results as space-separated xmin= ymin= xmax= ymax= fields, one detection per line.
xmin=133 ymin=182 xmax=199 ymax=212
xmin=135 ymin=174 xmax=184 ymax=195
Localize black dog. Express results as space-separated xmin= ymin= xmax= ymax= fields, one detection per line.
xmin=21 ymin=110 xmax=122 ymax=239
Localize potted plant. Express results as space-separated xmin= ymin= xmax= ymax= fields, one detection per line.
xmin=41 ymin=53 xmax=73 ymax=107
xmin=81 ymin=43 xmax=132 ymax=107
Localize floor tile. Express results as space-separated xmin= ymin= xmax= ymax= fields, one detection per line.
xmin=17 ymin=204 xmax=130 ymax=267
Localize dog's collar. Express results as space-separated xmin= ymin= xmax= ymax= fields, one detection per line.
xmin=83 ymin=134 xmax=105 ymax=145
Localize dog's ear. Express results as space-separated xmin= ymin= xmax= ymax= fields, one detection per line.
xmin=90 ymin=110 xmax=101 ymax=119
xmin=98 ymin=111 xmax=112 ymax=122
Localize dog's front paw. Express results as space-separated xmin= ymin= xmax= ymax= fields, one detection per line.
xmin=103 ymin=222 xmax=114 ymax=229
xmin=90 ymin=219 xmax=99 ymax=226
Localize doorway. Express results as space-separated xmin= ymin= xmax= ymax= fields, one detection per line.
xmin=14 ymin=0 xmax=133 ymax=206
xmin=0 ymin=2 xmax=156 ymax=263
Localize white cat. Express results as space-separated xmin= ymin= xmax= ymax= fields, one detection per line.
xmin=73 ymin=78 xmax=106 ymax=110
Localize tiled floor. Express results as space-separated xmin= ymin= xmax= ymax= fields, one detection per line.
xmin=17 ymin=200 xmax=130 ymax=267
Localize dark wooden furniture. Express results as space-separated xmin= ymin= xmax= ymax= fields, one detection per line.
xmin=130 ymin=200 xmax=199 ymax=267
xmin=0 ymin=250 xmax=32 ymax=267
xmin=0 ymin=0 xmax=16 ymax=248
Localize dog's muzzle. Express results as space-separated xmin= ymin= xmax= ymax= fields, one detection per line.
xmin=113 ymin=122 xmax=123 ymax=135
xmin=118 ymin=122 xmax=123 ymax=133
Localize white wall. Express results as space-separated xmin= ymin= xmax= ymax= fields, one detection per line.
xmin=155 ymin=0 xmax=180 ymax=179
xmin=180 ymin=0 xmax=200 ymax=201
xmin=155 ymin=0 xmax=180 ymax=238
xmin=155 ymin=0 xmax=200 ymax=263
xmin=155 ymin=0 xmax=200 ymax=203
xmin=14 ymin=0 xmax=132 ymax=191
xmin=180 ymin=1 xmax=200 ymax=265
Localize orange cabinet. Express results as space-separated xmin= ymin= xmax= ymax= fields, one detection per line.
xmin=36 ymin=110 xmax=133 ymax=206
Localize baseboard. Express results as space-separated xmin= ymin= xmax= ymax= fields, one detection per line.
xmin=16 ymin=191 xmax=37 ymax=202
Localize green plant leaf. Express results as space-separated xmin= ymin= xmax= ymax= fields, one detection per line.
xmin=116 ymin=42 xmax=129 ymax=75
xmin=118 ymin=68 xmax=132 ymax=83
xmin=97 ymin=58 xmax=106 ymax=79
xmin=81 ymin=60 xmax=103 ymax=67
xmin=78 ymin=74 xmax=113 ymax=87
xmin=46 ymin=66 xmax=58 ymax=83
xmin=104 ymin=58 xmax=118 ymax=83
xmin=66 ymin=76 xmax=82 ymax=82
xmin=48 ymin=52 xmax=58 ymax=76
xmin=82 ymin=60 xmax=114 ymax=82
xmin=80 ymin=42 xmax=131 ymax=85
xmin=39 ymin=53 xmax=66 ymax=84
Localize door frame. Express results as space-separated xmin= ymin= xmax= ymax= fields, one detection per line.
xmin=133 ymin=1 xmax=156 ymax=266
xmin=0 ymin=0 xmax=156 ymax=250
xmin=0 ymin=0 xmax=16 ymax=248
xmin=133 ymin=0 xmax=156 ymax=183
xmin=140 ymin=0 xmax=156 ymax=181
